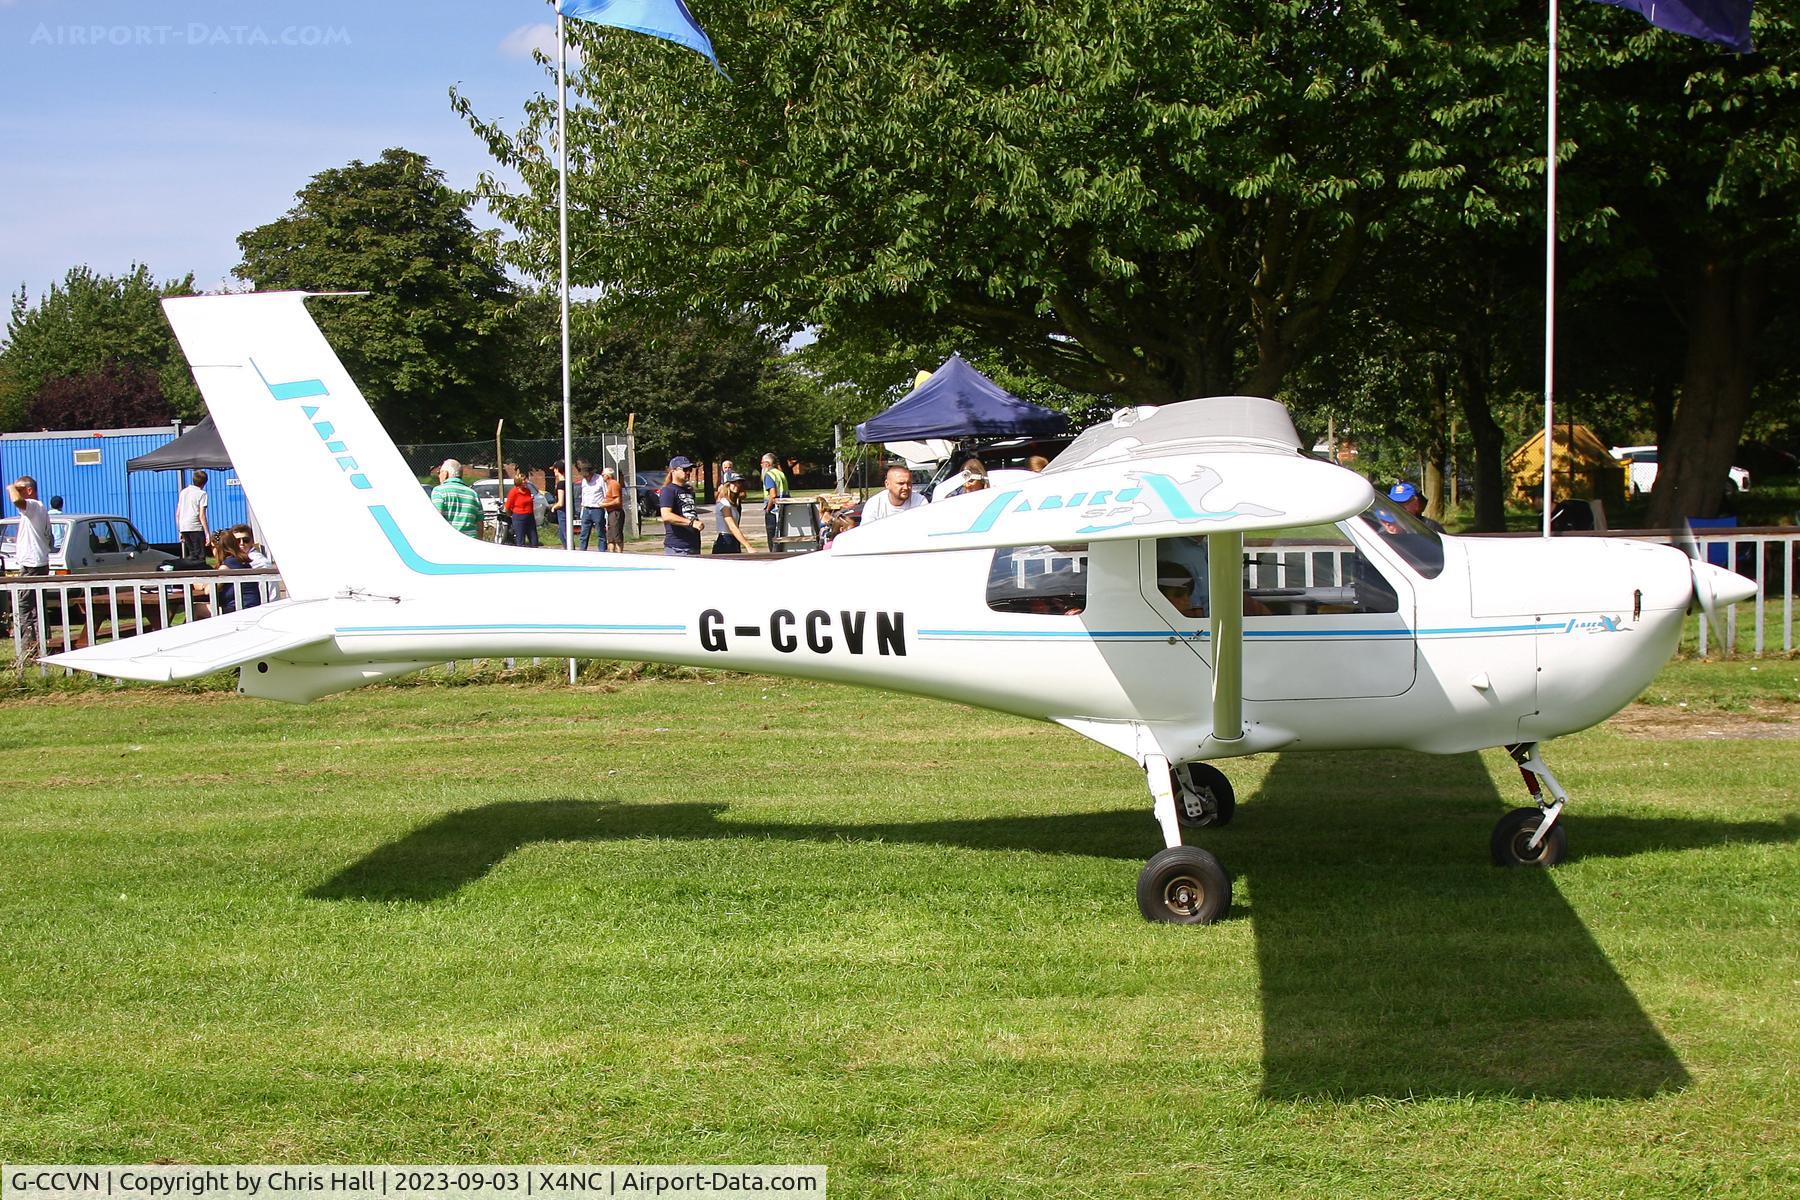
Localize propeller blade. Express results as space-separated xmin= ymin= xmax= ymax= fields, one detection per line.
xmin=1681 ymin=520 xmax=1757 ymax=650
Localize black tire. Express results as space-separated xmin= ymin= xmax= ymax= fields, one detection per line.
xmin=1490 ymin=807 xmax=1568 ymax=867
xmin=1174 ymin=762 xmax=1236 ymax=828
xmin=1136 ymin=846 xmax=1232 ymax=924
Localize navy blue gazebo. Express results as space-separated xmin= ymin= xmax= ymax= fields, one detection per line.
xmin=855 ymin=355 xmax=1070 ymax=443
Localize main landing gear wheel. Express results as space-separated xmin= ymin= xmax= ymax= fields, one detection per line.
xmin=1137 ymin=846 xmax=1232 ymax=924
xmin=1174 ymin=763 xmax=1235 ymax=828
xmin=1491 ymin=807 xmax=1568 ymax=867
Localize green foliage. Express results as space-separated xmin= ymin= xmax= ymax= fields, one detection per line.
xmin=1286 ymin=7 xmax=1800 ymax=527
xmin=1557 ymin=7 xmax=1800 ymax=521
xmin=503 ymin=286 xmax=837 ymax=466
xmin=580 ymin=309 xmax=809 ymax=464
xmin=233 ymin=149 xmax=516 ymax=442
xmin=27 ymin=361 xmax=174 ymax=431
xmin=0 ymin=265 xmax=199 ymax=432
xmin=459 ymin=1 xmax=1534 ymax=405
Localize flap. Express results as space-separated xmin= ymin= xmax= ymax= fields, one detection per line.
xmin=831 ymin=449 xmax=1373 ymax=556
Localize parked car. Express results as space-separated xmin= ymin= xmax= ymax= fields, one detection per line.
xmin=1608 ymin=446 xmax=1750 ymax=496
xmin=2 ymin=514 xmax=188 ymax=643
xmin=634 ymin=472 xmax=666 ymax=519
xmin=0 ymin=513 xmax=178 ymax=574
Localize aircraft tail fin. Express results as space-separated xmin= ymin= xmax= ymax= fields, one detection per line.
xmin=161 ymin=293 xmax=508 ymax=599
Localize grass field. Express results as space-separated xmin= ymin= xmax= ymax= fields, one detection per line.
xmin=1 ymin=661 xmax=1796 ymax=1197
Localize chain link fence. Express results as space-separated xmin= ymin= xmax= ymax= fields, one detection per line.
xmin=396 ymin=433 xmax=634 ymax=482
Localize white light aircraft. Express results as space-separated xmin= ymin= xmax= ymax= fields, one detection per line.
xmin=43 ymin=294 xmax=1758 ymax=923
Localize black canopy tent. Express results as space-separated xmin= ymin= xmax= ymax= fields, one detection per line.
xmin=855 ymin=355 xmax=1070 ymax=443
xmin=124 ymin=416 xmax=233 ymax=472
xmin=124 ymin=417 xmax=261 ymax=550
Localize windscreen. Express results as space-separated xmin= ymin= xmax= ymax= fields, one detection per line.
xmin=1356 ymin=502 xmax=1445 ymax=579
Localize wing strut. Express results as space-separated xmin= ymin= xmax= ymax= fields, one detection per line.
xmin=1207 ymin=530 xmax=1244 ymax=742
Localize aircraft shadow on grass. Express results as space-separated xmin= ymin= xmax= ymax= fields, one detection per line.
xmin=309 ymin=752 xmax=1795 ymax=1101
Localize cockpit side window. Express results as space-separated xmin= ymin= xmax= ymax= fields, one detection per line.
xmin=988 ymin=545 xmax=1088 ymax=615
xmin=1150 ymin=531 xmax=1400 ymax=618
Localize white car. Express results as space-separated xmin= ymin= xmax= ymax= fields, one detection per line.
xmin=1608 ymin=446 xmax=1750 ymax=496
xmin=473 ymin=478 xmax=552 ymax=523
xmin=0 ymin=513 xmax=178 ymax=574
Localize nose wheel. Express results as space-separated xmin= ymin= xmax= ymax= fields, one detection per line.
xmin=1493 ymin=743 xmax=1570 ymax=867
xmin=1491 ymin=806 xmax=1568 ymax=866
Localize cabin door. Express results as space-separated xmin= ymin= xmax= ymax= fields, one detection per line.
xmin=1138 ymin=529 xmax=1417 ymax=700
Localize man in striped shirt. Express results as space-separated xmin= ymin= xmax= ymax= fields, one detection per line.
xmin=431 ymin=459 xmax=482 ymax=537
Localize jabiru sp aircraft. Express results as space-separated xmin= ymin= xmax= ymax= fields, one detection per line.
xmin=43 ymin=293 xmax=1758 ymax=923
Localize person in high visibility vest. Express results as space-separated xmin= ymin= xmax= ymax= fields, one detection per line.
xmin=760 ymin=452 xmax=789 ymax=550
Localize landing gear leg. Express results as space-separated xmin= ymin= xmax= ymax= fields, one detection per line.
xmin=1147 ymin=754 xmax=1183 ymax=851
xmin=1492 ymin=742 xmax=1569 ymax=867
xmin=1137 ymin=754 xmax=1232 ymax=923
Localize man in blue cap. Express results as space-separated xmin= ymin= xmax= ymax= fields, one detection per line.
xmin=657 ymin=455 xmax=705 ymax=555
xmin=1388 ymin=482 xmax=1445 ymax=534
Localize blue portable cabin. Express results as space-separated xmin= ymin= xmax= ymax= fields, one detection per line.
xmin=0 ymin=424 xmax=249 ymax=547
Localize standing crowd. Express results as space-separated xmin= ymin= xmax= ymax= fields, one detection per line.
xmin=426 ymin=451 xmax=803 ymax=558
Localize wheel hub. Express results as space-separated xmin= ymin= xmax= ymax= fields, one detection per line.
xmin=1163 ymin=874 xmax=1206 ymax=917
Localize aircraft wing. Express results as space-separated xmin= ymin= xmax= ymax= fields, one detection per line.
xmin=831 ymin=449 xmax=1372 ymax=555
xmin=40 ymin=600 xmax=335 ymax=682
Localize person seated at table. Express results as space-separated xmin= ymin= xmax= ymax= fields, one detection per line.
xmin=216 ymin=531 xmax=263 ymax=613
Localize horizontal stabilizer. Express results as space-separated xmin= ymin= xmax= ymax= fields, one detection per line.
xmin=832 ymin=448 xmax=1372 ymax=556
xmin=41 ymin=601 xmax=333 ymax=682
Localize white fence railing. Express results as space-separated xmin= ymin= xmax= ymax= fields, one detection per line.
xmin=1681 ymin=529 xmax=1799 ymax=657
xmin=4 ymin=569 xmax=285 ymax=668
xmin=6 ymin=529 xmax=1798 ymax=676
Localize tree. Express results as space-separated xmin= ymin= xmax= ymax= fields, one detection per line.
xmin=497 ymin=286 xmax=837 ymax=473
xmin=579 ymin=311 xmax=829 ymax=471
xmin=1559 ymin=8 xmax=1800 ymax=522
xmin=27 ymin=362 xmax=173 ymax=430
xmin=234 ymin=149 xmax=517 ymax=442
xmin=458 ymin=2 xmax=1535 ymax=406
xmin=1 ymin=265 xmax=198 ymax=432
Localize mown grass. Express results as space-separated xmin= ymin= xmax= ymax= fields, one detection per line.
xmin=0 ymin=667 xmax=1795 ymax=1197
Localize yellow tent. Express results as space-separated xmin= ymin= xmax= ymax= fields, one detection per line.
xmin=1506 ymin=424 xmax=1627 ymax=507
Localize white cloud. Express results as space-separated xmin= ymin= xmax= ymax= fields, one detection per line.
xmin=499 ymin=22 xmax=566 ymax=63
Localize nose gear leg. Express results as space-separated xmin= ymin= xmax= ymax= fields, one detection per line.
xmin=1493 ymin=742 xmax=1570 ymax=867
xmin=1508 ymin=741 xmax=1568 ymax=847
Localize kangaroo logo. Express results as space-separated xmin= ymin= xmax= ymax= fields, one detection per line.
xmin=1076 ymin=467 xmax=1283 ymax=534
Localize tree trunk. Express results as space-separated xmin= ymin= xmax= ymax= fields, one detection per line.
xmin=1420 ymin=365 xmax=1449 ymax=523
xmin=1646 ymin=257 xmax=1763 ymax=527
xmin=1458 ymin=349 xmax=1508 ymax=532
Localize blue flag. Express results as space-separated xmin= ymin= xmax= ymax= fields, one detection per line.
xmin=557 ymin=0 xmax=721 ymax=70
xmin=1587 ymin=0 xmax=1754 ymax=54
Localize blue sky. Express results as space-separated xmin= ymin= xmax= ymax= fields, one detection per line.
xmin=1 ymin=0 xmax=565 ymax=301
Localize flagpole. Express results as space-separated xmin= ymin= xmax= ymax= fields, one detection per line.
xmin=558 ymin=9 xmax=578 ymax=682
xmin=1541 ymin=0 xmax=1559 ymax=537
